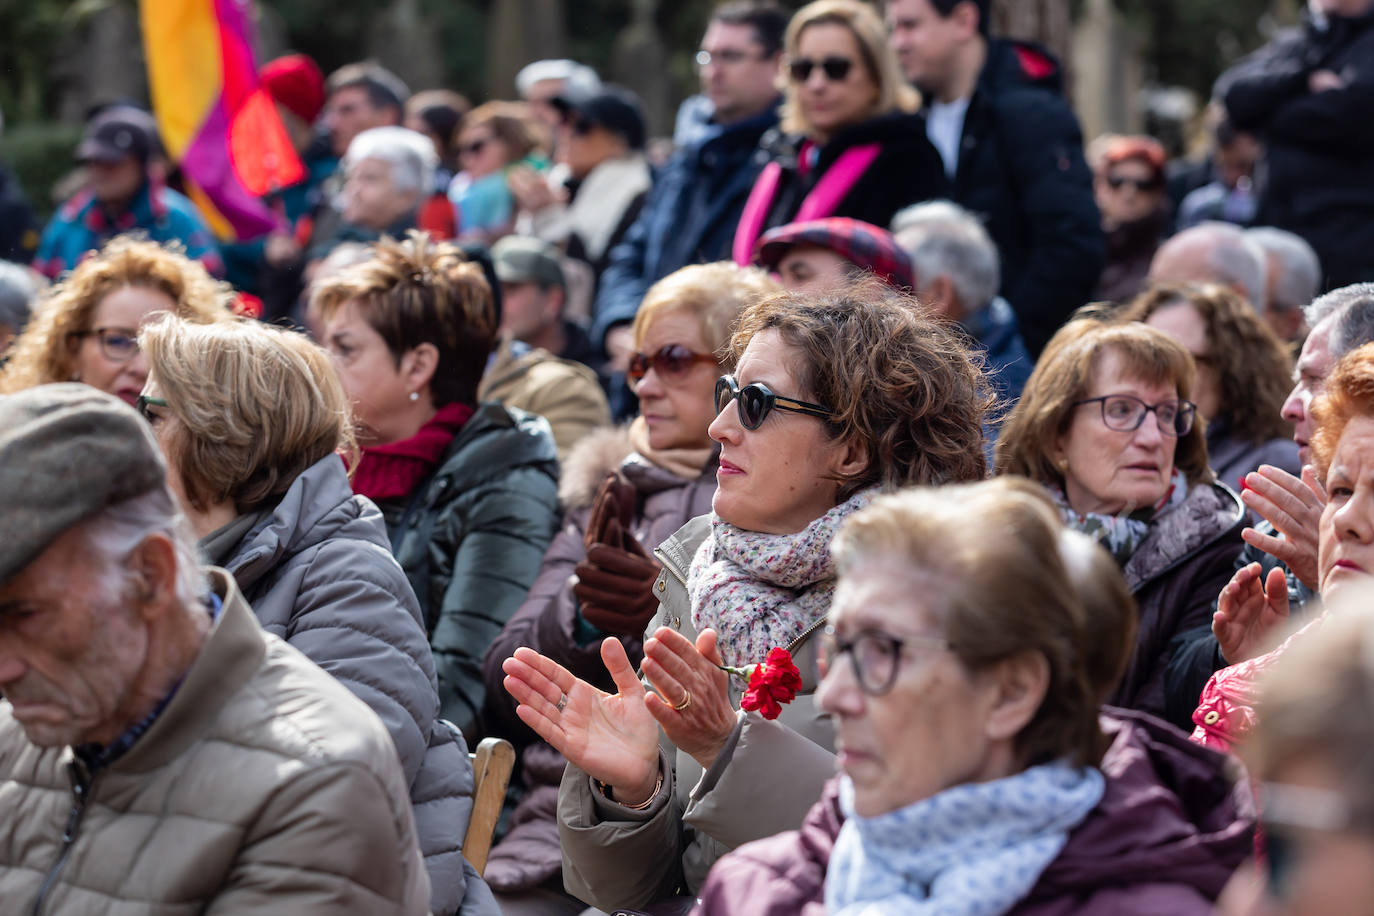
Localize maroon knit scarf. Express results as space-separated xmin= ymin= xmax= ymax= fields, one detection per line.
xmin=350 ymin=402 xmax=475 ymax=503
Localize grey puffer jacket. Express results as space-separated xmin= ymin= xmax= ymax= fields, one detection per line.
xmin=479 ymin=426 xmax=718 ymax=895
xmin=212 ymin=454 xmax=497 ymax=916
xmin=558 ymin=515 xmax=836 ymax=912
xmin=384 ymin=402 xmax=561 ymax=738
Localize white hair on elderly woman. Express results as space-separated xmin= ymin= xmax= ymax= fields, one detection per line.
xmin=891 ymin=200 xmax=1001 ymax=313
xmin=344 ymin=125 xmax=438 ymax=195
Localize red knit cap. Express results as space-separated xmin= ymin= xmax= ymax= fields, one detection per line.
xmin=260 ymin=54 xmax=325 ymax=124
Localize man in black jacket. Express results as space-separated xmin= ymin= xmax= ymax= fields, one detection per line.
xmin=885 ymin=0 xmax=1103 ymax=354
xmin=1216 ymin=0 xmax=1374 ymax=291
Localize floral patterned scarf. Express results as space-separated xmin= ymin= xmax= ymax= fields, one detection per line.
xmin=1048 ymin=468 xmax=1188 ymax=567
xmin=688 ymin=489 xmax=874 ymax=668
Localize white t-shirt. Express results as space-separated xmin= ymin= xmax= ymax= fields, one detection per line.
xmin=925 ymin=97 xmax=971 ymax=180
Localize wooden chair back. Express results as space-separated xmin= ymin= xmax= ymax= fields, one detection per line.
xmin=463 ymin=736 xmax=516 ymax=875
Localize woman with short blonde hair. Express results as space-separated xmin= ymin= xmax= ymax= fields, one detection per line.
xmin=0 ymin=235 xmax=231 ymax=404
xmin=136 ymin=313 xmax=483 ymax=915
xmin=731 ymin=0 xmax=945 ymax=263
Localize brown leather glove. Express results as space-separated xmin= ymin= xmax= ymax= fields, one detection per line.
xmin=574 ymin=517 xmax=662 ymax=637
xmin=584 ymin=472 xmax=637 ymax=553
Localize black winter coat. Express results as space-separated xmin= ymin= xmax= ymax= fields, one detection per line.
xmin=382 ymin=403 xmax=560 ymax=738
xmin=953 ymin=40 xmax=1104 ymax=355
xmin=746 ymin=110 xmax=947 ymax=238
xmin=1218 ymin=8 xmax=1374 ymax=289
xmin=1108 ymin=482 xmax=1246 ymax=719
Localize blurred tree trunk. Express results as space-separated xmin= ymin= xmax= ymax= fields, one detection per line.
xmin=486 ymin=0 xmax=568 ymax=99
xmin=992 ymin=0 xmax=1073 ymax=75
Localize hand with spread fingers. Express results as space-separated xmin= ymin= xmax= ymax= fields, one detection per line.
xmin=1213 ymin=561 xmax=1291 ymax=664
xmin=576 ymin=474 xmax=663 ymax=637
xmin=501 ymin=639 xmax=661 ymax=805
xmin=1239 ymin=465 xmax=1325 ymax=590
xmin=641 ymin=627 xmax=739 ymax=772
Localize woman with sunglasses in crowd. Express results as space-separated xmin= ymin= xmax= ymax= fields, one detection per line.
xmin=0 ymin=235 xmax=231 ymax=404
xmin=1091 ymin=135 xmax=1170 ymax=304
xmin=501 ymin=280 xmax=990 ymax=912
xmin=696 ymin=477 xmax=1252 ymax=916
xmin=731 ymin=0 xmax=947 ymax=265
xmin=995 ymin=314 xmax=1245 ymax=723
xmin=451 ymin=102 xmax=546 ymax=246
xmin=477 ymin=262 xmax=776 ymax=916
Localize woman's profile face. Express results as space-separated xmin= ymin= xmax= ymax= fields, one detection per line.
xmin=1317 ymin=413 xmax=1374 ymax=603
xmin=792 ymin=22 xmax=879 ymax=140
xmin=1054 ymin=348 xmax=1180 ymax=517
xmin=632 ymin=309 xmax=719 ymax=453
xmin=323 ymin=299 xmax=411 ymax=446
xmin=707 ymin=327 xmax=858 ymax=534
xmin=817 ymin=556 xmax=1002 ymax=817
xmin=71 ymin=285 xmax=176 ymax=406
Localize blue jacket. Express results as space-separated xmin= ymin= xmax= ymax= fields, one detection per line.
xmin=966 ymin=295 xmax=1033 ymax=410
xmin=34 ymin=177 xmax=222 ymax=279
xmin=592 ymin=101 xmax=779 ymax=347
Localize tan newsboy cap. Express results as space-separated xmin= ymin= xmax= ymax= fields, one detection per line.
xmin=0 ymin=384 xmax=168 ymax=586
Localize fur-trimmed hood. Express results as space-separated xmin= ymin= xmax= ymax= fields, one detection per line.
xmin=557 ymin=424 xmax=637 ymax=510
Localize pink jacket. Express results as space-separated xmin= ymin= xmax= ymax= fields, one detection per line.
xmin=1189 ymin=615 xmax=1327 ymax=752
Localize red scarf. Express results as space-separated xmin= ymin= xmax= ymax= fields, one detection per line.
xmin=351 ymin=402 xmax=475 ymax=503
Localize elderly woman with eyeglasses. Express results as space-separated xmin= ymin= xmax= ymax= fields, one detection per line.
xmin=694 ymin=478 xmax=1253 ymax=916
xmin=995 ymin=315 xmax=1246 ymax=720
xmin=500 ymin=280 xmax=990 ymax=912
xmin=731 ymin=0 xmax=946 ymax=264
xmin=0 ymin=236 xmax=232 ymax=404
xmin=476 ymin=262 xmax=776 ymax=914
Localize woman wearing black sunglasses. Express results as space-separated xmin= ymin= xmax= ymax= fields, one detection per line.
xmin=1091 ymin=134 xmax=1170 ymax=304
xmin=478 ymin=262 xmax=776 ymax=915
xmin=501 ymin=280 xmax=989 ymax=912
xmin=732 ymin=0 xmax=947 ymax=266
xmin=996 ymin=314 xmax=1245 ymax=726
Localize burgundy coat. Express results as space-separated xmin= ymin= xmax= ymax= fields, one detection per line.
xmin=693 ymin=709 xmax=1255 ymax=916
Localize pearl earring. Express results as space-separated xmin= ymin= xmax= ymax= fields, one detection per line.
xmin=409 ymin=391 xmax=419 ymax=402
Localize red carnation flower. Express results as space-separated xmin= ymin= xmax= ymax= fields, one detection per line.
xmin=721 ymin=647 xmax=803 ymax=721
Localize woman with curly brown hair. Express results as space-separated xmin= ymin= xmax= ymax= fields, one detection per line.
xmin=1125 ymin=283 xmax=1299 ymax=490
xmin=501 ymin=279 xmax=990 ymax=911
xmin=0 ymin=236 xmax=232 ymax=405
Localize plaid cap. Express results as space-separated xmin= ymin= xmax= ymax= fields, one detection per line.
xmin=0 ymin=384 xmax=168 ymax=586
xmin=755 ymin=217 xmax=915 ymax=291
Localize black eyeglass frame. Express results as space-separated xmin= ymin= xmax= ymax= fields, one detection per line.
xmin=819 ymin=623 xmax=953 ymax=696
xmin=627 ymin=344 xmax=718 ymax=383
xmin=1071 ymin=394 xmax=1197 ymax=437
xmin=67 ymin=326 xmax=140 ymax=363
xmin=714 ymin=374 xmax=833 ymax=430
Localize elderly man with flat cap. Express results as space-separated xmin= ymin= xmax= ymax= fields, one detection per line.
xmin=0 ymin=384 xmax=429 ymax=914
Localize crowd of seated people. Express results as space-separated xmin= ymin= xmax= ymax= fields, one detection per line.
xmin=5 ymin=1 xmax=1374 ymax=914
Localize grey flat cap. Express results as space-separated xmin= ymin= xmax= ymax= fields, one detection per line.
xmin=0 ymin=384 xmax=168 ymax=585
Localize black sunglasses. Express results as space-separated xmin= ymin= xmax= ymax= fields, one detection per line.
xmin=714 ymin=374 xmax=833 ymax=430
xmin=1106 ymin=174 xmax=1163 ymax=192
xmin=788 ymin=55 xmax=854 ymax=83
xmin=460 ymin=138 xmax=488 ymax=157
xmin=627 ymin=344 xmax=717 ymax=383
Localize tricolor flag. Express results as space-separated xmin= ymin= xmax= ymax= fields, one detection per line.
xmin=140 ymin=0 xmax=304 ymax=241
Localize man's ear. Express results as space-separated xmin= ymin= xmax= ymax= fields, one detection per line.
xmin=401 ymin=342 xmax=439 ymax=395
xmin=955 ymin=0 xmax=983 ymax=38
xmin=544 ymin=286 xmax=567 ymax=323
xmin=983 ymin=650 xmax=1051 ymax=744
xmin=129 ymin=533 xmax=179 ymax=620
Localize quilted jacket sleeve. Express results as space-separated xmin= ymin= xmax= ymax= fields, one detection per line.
xmin=205 ymin=761 xmax=431 ymax=915
xmin=431 ymin=467 xmax=561 ymax=736
xmin=281 ymin=536 xmax=438 ymax=785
